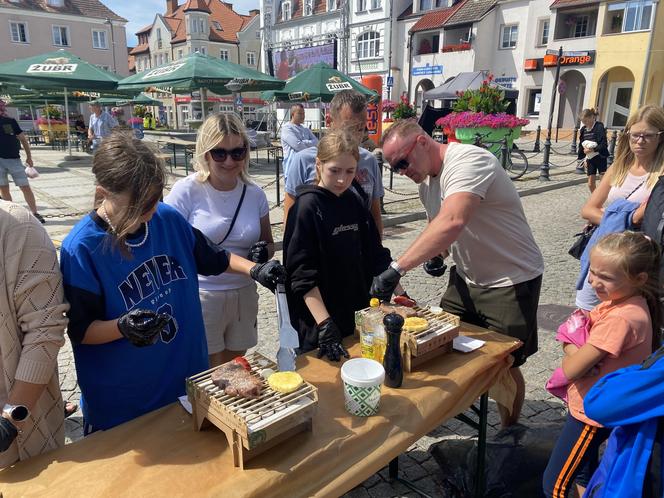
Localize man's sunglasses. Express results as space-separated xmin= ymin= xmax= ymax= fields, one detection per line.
xmin=209 ymin=146 xmax=248 ymax=162
xmin=388 ymin=135 xmax=420 ymax=172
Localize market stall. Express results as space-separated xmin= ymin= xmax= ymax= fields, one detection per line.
xmin=0 ymin=323 xmax=519 ymax=498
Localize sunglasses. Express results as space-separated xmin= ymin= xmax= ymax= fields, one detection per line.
xmin=209 ymin=146 xmax=248 ymax=162
xmin=388 ymin=135 xmax=420 ymax=172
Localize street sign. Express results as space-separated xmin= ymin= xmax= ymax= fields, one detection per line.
xmin=386 ymin=76 xmax=393 ymax=87
xmin=411 ymin=65 xmax=443 ymax=76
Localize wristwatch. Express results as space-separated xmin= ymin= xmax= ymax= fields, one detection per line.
xmin=390 ymin=261 xmax=407 ymax=277
xmin=2 ymin=404 xmax=29 ymax=424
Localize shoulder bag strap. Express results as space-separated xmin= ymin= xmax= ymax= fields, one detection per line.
xmin=217 ymin=183 xmax=247 ymax=246
xmin=625 ymin=180 xmax=646 ymax=200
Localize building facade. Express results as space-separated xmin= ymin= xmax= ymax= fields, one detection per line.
xmin=130 ymin=0 xmax=262 ymax=127
xmin=0 ymin=0 xmax=128 ymax=74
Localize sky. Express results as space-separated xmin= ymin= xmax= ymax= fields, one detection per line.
xmin=104 ymin=0 xmax=260 ymax=47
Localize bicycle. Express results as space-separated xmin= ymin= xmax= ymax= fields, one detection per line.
xmin=472 ymin=129 xmax=529 ymax=180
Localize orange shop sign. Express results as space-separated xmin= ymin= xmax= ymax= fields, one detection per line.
xmin=543 ymin=50 xmax=595 ymax=67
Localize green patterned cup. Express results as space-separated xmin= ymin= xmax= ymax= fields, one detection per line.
xmin=341 ymin=358 xmax=385 ymax=417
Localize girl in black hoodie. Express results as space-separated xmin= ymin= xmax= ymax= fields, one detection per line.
xmin=283 ymin=129 xmax=394 ymax=361
xmin=578 ymin=108 xmax=609 ymax=193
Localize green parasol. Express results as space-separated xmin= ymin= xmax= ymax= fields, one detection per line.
xmin=261 ymin=63 xmax=378 ymax=103
xmin=117 ymin=53 xmax=284 ymax=95
xmin=0 ymin=49 xmax=126 ymax=158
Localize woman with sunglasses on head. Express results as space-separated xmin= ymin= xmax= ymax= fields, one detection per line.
xmin=60 ymin=131 xmax=285 ymax=433
xmin=576 ymin=105 xmax=664 ymax=312
xmin=283 ymin=129 xmax=395 ymax=362
xmin=165 ymin=113 xmax=274 ymax=367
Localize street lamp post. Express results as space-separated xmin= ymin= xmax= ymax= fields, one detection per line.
xmin=105 ymin=18 xmax=117 ymax=73
xmin=539 ymin=46 xmax=563 ymax=182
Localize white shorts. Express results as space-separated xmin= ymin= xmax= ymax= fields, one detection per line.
xmin=199 ymin=284 xmax=259 ymax=354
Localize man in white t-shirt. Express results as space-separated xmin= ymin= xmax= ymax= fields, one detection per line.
xmin=371 ymin=120 xmax=544 ymax=428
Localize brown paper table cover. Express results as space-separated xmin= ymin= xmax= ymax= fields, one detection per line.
xmin=0 ymin=324 xmax=519 ymax=497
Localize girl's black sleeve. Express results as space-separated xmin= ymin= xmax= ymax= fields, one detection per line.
xmin=596 ymin=122 xmax=609 ymax=157
xmin=191 ymin=227 xmax=230 ymax=276
xmin=284 ymin=198 xmax=320 ymax=297
xmin=577 ymin=126 xmax=586 ymax=160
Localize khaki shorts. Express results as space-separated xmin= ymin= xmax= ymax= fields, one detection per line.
xmin=199 ymin=284 xmax=259 ymax=354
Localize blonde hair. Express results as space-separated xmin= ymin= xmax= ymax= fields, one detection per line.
xmin=193 ymin=112 xmax=252 ymax=184
xmin=381 ymin=118 xmax=422 ymax=146
xmin=315 ymin=129 xmax=360 ymax=182
xmin=592 ymin=231 xmax=662 ymax=351
xmin=611 ymin=105 xmax=664 ymax=189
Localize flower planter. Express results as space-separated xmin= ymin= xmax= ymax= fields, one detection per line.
xmin=454 ymin=126 xmax=521 ymax=155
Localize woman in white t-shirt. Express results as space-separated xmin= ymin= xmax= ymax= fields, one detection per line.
xmin=165 ymin=113 xmax=274 ymax=366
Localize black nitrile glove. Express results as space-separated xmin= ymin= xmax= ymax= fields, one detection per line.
xmin=370 ymin=266 xmax=402 ymax=302
xmin=117 ymin=309 xmax=170 ymax=347
xmin=316 ymin=318 xmax=350 ymax=362
xmin=247 ymin=241 xmax=269 ymax=263
xmin=250 ymin=260 xmax=287 ymax=292
xmin=423 ymin=255 xmax=447 ymax=277
xmin=0 ymin=417 xmax=18 ymax=452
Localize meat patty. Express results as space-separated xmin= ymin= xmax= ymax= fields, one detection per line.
xmin=211 ymin=362 xmax=263 ymax=399
xmin=379 ymin=303 xmax=418 ymax=319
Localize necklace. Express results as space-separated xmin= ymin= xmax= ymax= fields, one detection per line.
xmin=99 ymin=201 xmax=150 ymax=248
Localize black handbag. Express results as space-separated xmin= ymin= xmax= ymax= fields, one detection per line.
xmin=568 ymin=224 xmax=597 ymax=260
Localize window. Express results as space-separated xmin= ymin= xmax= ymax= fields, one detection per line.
xmin=357 ymin=0 xmax=367 ymax=11
xmin=199 ymin=19 xmax=206 ymax=33
xmin=574 ymin=15 xmax=589 ymax=37
xmin=371 ymin=0 xmax=381 ymax=8
xmin=213 ymin=21 xmax=222 ymax=31
xmin=304 ymin=0 xmax=313 ymax=15
xmin=607 ymin=0 xmax=652 ymax=33
xmin=420 ymin=0 xmax=431 ymax=10
xmin=538 ymin=19 xmax=549 ymax=45
xmin=328 ymin=0 xmax=337 ymax=10
xmin=92 ymin=29 xmax=107 ymax=49
xmin=220 ymin=49 xmax=229 ymax=60
xmin=282 ymin=1 xmax=291 ymax=20
xmin=200 ymin=46 xmax=206 ymax=55
xmin=357 ymin=31 xmax=380 ymax=59
xmin=52 ymin=25 xmax=69 ymax=46
xmin=500 ymin=24 xmax=518 ymax=48
xmin=47 ymin=0 xmax=64 ymax=6
xmin=10 ymin=22 xmax=28 ymax=43
xmin=247 ymin=51 xmax=256 ymax=65
xmin=526 ymin=89 xmax=542 ymax=115
xmin=178 ymin=49 xmax=183 ymax=59
xmin=165 ymin=53 xmax=169 ymax=63
xmin=157 ymin=27 xmax=162 ymax=49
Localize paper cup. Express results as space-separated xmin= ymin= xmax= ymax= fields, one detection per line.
xmin=340 ymin=358 xmax=385 ymax=417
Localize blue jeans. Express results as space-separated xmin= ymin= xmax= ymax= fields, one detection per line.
xmin=543 ymin=413 xmax=611 ymax=497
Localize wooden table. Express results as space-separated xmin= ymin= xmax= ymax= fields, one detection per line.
xmin=0 ymin=324 xmax=518 ymax=497
xmin=157 ymin=137 xmax=196 ymax=174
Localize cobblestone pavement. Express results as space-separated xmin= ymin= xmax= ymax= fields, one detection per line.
xmin=13 ymin=142 xmax=589 ymax=495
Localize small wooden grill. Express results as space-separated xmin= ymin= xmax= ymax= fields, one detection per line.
xmin=401 ymin=306 xmax=460 ymax=372
xmin=356 ymin=305 xmax=460 ymax=372
xmin=186 ymin=352 xmax=318 ymax=469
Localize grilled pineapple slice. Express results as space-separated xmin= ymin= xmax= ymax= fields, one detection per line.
xmin=403 ymin=317 xmax=429 ymax=333
xmin=267 ymin=372 xmax=304 ymax=393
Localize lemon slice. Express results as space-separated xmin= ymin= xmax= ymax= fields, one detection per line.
xmin=370 ymin=298 xmax=380 ymax=307
xmin=403 ymin=317 xmax=429 ymax=333
xmin=268 ymin=372 xmax=304 ymax=393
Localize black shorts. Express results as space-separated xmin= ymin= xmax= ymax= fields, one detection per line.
xmin=440 ymin=266 xmax=542 ymax=367
xmin=586 ymin=155 xmax=607 ymax=176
